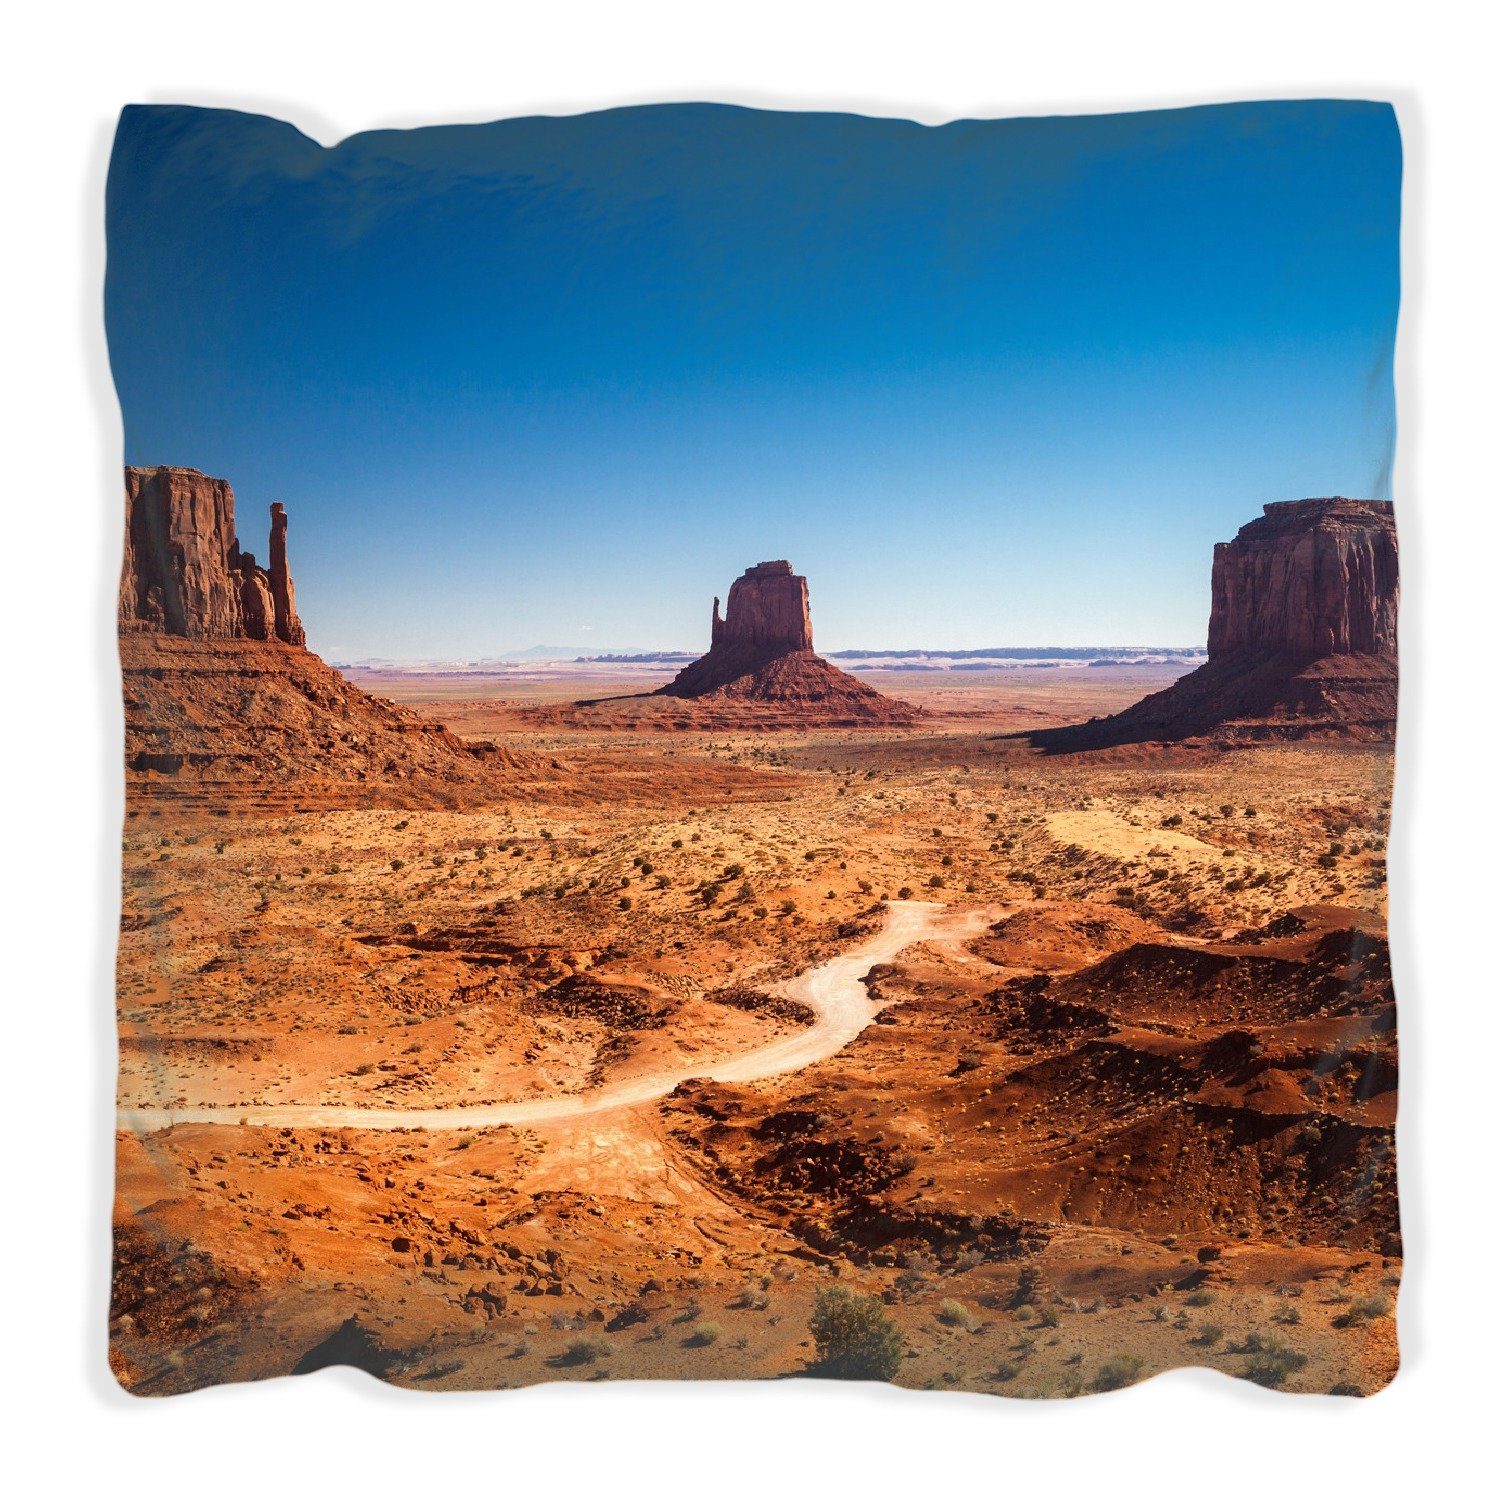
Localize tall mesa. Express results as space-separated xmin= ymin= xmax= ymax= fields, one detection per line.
xmin=1034 ymin=497 xmax=1398 ymax=748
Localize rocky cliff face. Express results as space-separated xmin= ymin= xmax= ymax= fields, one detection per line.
xmin=268 ymin=502 xmax=306 ymax=646
xmin=120 ymin=467 xmax=306 ymax=645
xmin=1034 ymin=498 xmax=1399 ymax=748
xmin=121 ymin=467 xmax=244 ymax=638
xmin=1207 ymin=499 xmax=1398 ymax=660
xmin=710 ymin=560 xmax=814 ymax=654
xmin=118 ymin=466 xmax=536 ymax=800
xmin=658 ymin=559 xmax=917 ymax=722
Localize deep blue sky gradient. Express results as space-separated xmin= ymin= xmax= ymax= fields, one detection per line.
xmin=106 ymin=101 xmax=1400 ymax=659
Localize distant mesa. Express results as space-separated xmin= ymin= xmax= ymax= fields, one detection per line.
xmin=1033 ymin=497 xmax=1398 ymax=749
xmin=119 ymin=467 xmax=528 ymax=801
xmin=656 ymin=560 xmax=919 ymax=722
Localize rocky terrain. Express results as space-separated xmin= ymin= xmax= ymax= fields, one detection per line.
xmin=120 ymin=634 xmax=540 ymax=807
xmin=1035 ymin=499 xmax=1398 ymax=748
xmin=113 ymin=481 xmax=1399 ymax=1399
xmin=114 ymin=712 xmax=1397 ymax=1398
xmin=118 ymin=468 xmax=554 ymax=805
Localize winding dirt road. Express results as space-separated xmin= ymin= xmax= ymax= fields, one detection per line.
xmin=117 ymin=900 xmax=1000 ymax=1135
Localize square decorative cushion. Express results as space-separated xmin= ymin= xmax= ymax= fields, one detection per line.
xmin=109 ymin=99 xmax=1400 ymax=1396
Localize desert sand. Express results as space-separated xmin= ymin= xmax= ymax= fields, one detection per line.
xmin=114 ymin=657 xmax=1397 ymax=1397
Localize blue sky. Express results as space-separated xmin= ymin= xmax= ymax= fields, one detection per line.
xmin=107 ymin=100 xmax=1400 ymax=659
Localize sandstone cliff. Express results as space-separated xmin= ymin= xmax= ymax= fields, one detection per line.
xmin=119 ymin=466 xmax=532 ymax=802
xmin=121 ymin=466 xmax=305 ymax=644
xmin=1034 ymin=498 xmax=1399 ymax=748
xmin=268 ymin=502 xmax=306 ymax=646
xmin=1207 ymin=498 xmax=1398 ymax=659
xmin=657 ymin=560 xmax=917 ymax=722
xmin=709 ymin=560 xmax=814 ymax=654
xmin=121 ymin=467 xmax=244 ymax=638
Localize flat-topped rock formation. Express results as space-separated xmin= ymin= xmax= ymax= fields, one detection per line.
xmin=122 ymin=467 xmax=306 ymax=644
xmin=655 ymin=560 xmax=918 ymax=723
xmin=713 ymin=560 xmax=813 ymax=654
xmin=1033 ymin=498 xmax=1398 ymax=749
xmin=119 ymin=467 xmax=529 ymax=802
xmin=1207 ymin=498 xmax=1398 ymax=660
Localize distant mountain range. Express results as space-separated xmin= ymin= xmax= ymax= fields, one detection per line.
xmin=339 ymin=644 xmax=1207 ymax=671
xmin=576 ymin=645 xmax=1206 ymax=665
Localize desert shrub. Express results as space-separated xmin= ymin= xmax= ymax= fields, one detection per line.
xmin=1194 ymin=1323 xmax=1224 ymax=1347
xmin=895 ymin=1268 xmax=930 ymax=1298
xmin=686 ymin=1322 xmax=722 ymax=1347
xmin=1242 ymin=1335 xmax=1308 ymax=1388
xmin=1334 ymin=1293 xmax=1392 ymax=1328
xmin=1185 ymin=1289 xmax=1216 ymax=1307
xmin=897 ymin=887 xmax=914 ymax=900
xmin=937 ymin=1298 xmax=977 ymax=1331
xmin=1090 ymin=1354 xmax=1146 ymax=1392
xmin=809 ymin=1285 xmax=904 ymax=1381
xmin=561 ymin=1335 xmax=610 ymax=1365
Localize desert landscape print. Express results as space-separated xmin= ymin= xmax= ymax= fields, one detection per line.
xmin=109 ymin=100 xmax=1401 ymax=1396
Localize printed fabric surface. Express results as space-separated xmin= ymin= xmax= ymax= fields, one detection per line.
xmin=109 ymin=99 xmax=1401 ymax=1396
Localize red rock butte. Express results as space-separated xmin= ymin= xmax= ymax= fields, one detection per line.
xmin=118 ymin=466 xmax=526 ymax=801
xmin=656 ymin=560 xmax=918 ymax=722
xmin=1034 ymin=497 xmax=1399 ymax=748
xmin=121 ymin=466 xmax=305 ymax=645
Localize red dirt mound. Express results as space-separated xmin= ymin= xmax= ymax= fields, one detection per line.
xmin=121 ymin=633 xmax=541 ymax=807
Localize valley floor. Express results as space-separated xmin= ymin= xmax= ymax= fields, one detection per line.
xmin=113 ymin=669 xmax=1398 ymax=1397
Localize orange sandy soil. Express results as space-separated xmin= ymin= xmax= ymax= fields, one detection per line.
xmin=113 ymin=666 xmax=1398 ymax=1397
